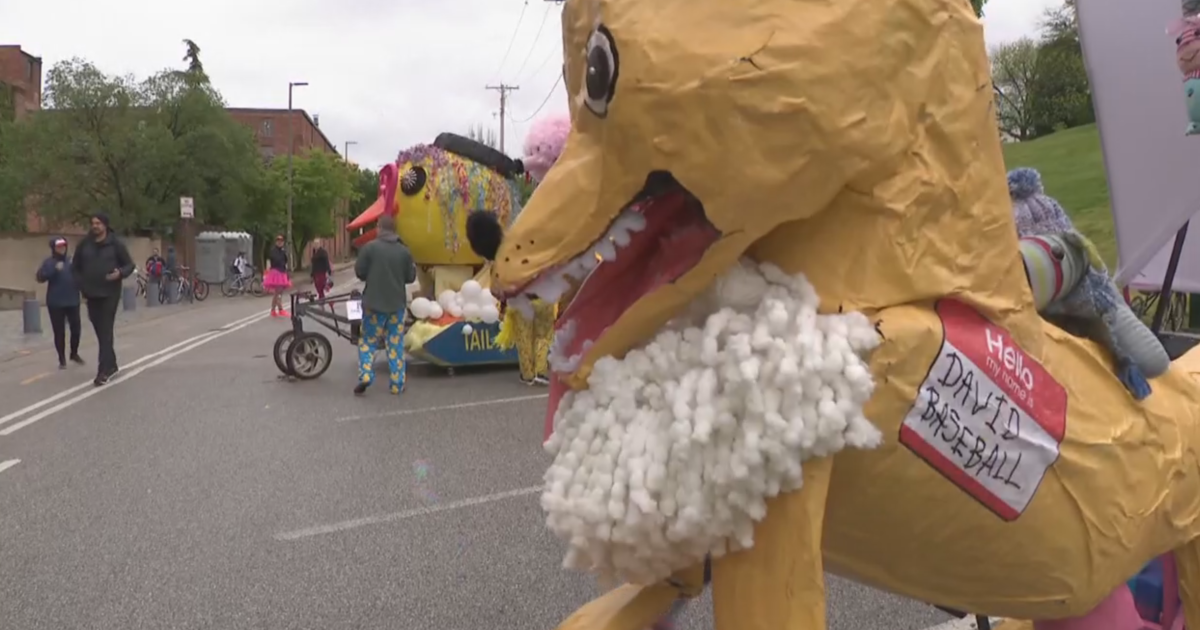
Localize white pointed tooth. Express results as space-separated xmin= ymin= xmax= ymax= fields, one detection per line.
xmin=621 ymin=210 xmax=646 ymax=231
xmin=550 ymin=320 xmax=577 ymax=359
xmin=509 ymin=295 xmax=534 ymax=319
xmin=579 ymin=252 xmax=599 ymax=271
xmin=594 ymin=239 xmax=617 ymax=262
xmin=609 ymin=228 xmax=631 ymax=248
xmin=561 ymin=258 xmax=588 ymax=280
xmin=530 ymin=273 xmax=570 ymax=302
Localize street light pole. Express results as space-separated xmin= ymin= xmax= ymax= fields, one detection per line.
xmin=286 ymin=80 xmax=308 ymax=271
xmin=344 ymin=140 xmax=357 ymax=162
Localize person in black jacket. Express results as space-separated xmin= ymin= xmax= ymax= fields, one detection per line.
xmin=36 ymin=237 xmax=84 ymax=369
xmin=72 ymin=212 xmax=135 ymax=386
xmin=310 ymin=239 xmax=332 ymax=301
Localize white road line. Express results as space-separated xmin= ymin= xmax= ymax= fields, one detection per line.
xmin=923 ymin=616 xmax=1005 ymax=630
xmin=275 ymin=485 xmax=543 ymax=541
xmin=334 ymin=394 xmax=549 ymax=423
xmin=0 ymin=310 xmax=272 ymax=436
xmin=0 ymin=459 xmax=19 ymax=474
xmin=0 ymin=309 xmax=269 ymax=430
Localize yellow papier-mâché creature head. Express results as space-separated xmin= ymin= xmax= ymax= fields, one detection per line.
xmin=348 ymin=133 xmax=525 ymax=266
xmin=471 ymin=0 xmax=1027 ymax=425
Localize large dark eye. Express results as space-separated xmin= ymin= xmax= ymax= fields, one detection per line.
xmin=584 ymin=25 xmax=618 ymax=117
xmin=400 ymin=166 xmax=426 ymax=196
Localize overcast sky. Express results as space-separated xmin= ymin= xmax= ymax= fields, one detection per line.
xmin=0 ymin=0 xmax=1060 ymax=170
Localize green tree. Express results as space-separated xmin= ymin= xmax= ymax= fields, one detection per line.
xmin=272 ymin=148 xmax=354 ymax=264
xmin=351 ymin=164 xmax=379 ymax=209
xmin=990 ymin=38 xmax=1040 ymax=141
xmin=971 ymin=0 xmax=988 ymax=17
xmin=0 ymin=42 xmax=268 ymax=235
xmin=466 ymin=123 xmax=499 ymax=149
xmin=1028 ymin=2 xmax=1093 ymax=136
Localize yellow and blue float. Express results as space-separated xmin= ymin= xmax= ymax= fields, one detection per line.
xmin=346 ymin=133 xmax=530 ymax=370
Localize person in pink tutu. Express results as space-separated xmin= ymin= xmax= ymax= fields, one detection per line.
xmin=263 ymin=234 xmax=292 ymax=316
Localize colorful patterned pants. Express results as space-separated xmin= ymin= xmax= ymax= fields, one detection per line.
xmin=513 ymin=300 xmax=555 ymax=382
xmin=357 ymin=310 xmax=406 ymax=394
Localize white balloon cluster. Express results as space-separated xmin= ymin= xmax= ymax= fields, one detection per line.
xmin=408 ymin=280 xmax=502 ymax=332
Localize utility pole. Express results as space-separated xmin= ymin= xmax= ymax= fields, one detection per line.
xmin=344 ymin=140 xmax=357 ymax=162
xmin=485 ymin=84 xmax=519 ymax=153
xmin=287 ymin=80 xmax=309 ymax=271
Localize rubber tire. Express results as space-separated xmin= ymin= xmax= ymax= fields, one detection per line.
xmin=273 ymin=330 xmax=296 ymax=376
xmin=194 ymin=279 xmax=209 ymax=302
xmin=286 ymin=332 xmax=333 ymax=381
xmin=250 ymin=277 xmax=265 ymax=297
xmin=221 ymin=277 xmax=237 ymax=297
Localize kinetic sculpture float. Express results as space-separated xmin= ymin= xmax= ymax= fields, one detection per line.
xmin=346 ymin=133 xmax=525 ymax=369
xmin=458 ymin=0 xmax=1200 ymax=628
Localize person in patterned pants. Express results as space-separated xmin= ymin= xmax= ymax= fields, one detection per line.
xmin=357 ymin=311 xmax=406 ymax=394
xmin=512 ymin=298 xmax=555 ymax=385
xmin=353 ymin=213 xmax=416 ymax=396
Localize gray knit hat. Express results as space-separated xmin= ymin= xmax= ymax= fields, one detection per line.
xmin=1009 ymin=167 xmax=1075 ymax=237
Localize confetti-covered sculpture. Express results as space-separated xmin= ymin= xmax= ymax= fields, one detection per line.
xmin=461 ymin=0 xmax=1200 ymax=628
xmin=347 ymin=133 xmax=524 ymax=368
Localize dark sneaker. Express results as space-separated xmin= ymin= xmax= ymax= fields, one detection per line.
xmin=533 ymin=375 xmax=550 ymax=386
xmin=519 ymin=376 xmax=535 ymax=386
xmin=69 ymin=355 xmax=84 ymax=365
xmin=93 ymin=373 xmax=109 ymax=387
xmin=58 ymin=362 xmax=67 ymax=370
xmin=354 ymin=382 xmax=370 ymax=395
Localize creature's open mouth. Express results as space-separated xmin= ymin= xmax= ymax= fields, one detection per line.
xmin=503 ymin=172 xmax=721 ymax=428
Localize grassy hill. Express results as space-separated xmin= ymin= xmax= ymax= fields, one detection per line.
xmin=1000 ymin=123 xmax=1116 ymax=266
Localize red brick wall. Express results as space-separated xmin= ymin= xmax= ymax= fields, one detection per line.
xmin=228 ymin=108 xmax=350 ymax=262
xmin=0 ymin=45 xmax=42 ymax=120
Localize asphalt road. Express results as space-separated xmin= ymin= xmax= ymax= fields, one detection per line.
xmin=0 ymin=279 xmax=967 ymax=630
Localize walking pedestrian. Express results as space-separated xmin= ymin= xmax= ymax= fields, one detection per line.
xmin=310 ymin=239 xmax=332 ymax=301
xmin=264 ymin=235 xmax=291 ymax=316
xmin=35 ymin=237 xmax=84 ymax=370
xmin=72 ymin=212 xmax=134 ymax=386
xmin=353 ymin=214 xmax=416 ymax=396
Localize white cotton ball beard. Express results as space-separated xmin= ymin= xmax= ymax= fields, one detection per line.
xmin=540 ymin=259 xmax=882 ymax=586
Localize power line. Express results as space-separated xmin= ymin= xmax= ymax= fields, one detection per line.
xmin=524 ymin=47 xmax=560 ymax=83
xmin=512 ymin=3 xmax=556 ymax=79
xmin=495 ymin=0 xmax=530 ymax=80
xmin=510 ymin=74 xmax=562 ymax=123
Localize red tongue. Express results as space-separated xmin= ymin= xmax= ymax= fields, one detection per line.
xmin=545 ymin=374 xmax=569 ymax=443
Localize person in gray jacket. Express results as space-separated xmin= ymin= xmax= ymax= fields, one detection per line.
xmin=36 ymin=237 xmax=84 ymax=369
xmin=353 ymin=214 xmax=417 ymax=395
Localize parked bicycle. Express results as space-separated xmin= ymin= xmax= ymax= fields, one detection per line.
xmin=221 ymin=264 xmax=265 ymax=297
xmin=159 ymin=265 xmax=209 ymax=303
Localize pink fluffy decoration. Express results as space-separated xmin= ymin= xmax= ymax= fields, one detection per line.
xmin=522 ymin=113 xmax=571 ymax=182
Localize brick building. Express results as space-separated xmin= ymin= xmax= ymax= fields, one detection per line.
xmin=227 ymin=108 xmax=350 ymax=263
xmin=0 ymin=45 xmax=42 ymax=121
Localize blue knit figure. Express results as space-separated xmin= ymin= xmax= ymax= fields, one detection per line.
xmin=1009 ymin=168 xmax=1161 ymax=400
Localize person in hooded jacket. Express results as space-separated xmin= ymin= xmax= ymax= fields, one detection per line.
xmin=72 ymin=212 xmax=135 ymax=386
xmin=36 ymin=237 xmax=85 ymax=369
